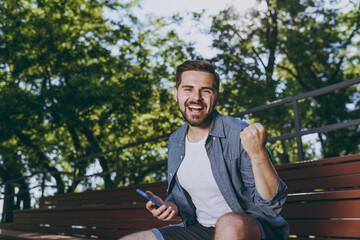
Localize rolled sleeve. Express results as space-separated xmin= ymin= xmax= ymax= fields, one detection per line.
xmin=254 ymin=177 xmax=288 ymax=217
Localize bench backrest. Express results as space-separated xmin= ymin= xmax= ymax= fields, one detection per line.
xmin=277 ymin=154 xmax=360 ymax=239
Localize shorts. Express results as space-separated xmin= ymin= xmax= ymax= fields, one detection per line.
xmin=151 ymin=218 xmax=278 ymax=240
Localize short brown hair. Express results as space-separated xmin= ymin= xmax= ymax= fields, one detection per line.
xmin=175 ymin=60 xmax=220 ymax=92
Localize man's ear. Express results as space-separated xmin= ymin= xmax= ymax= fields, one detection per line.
xmin=216 ymin=92 xmax=220 ymax=104
xmin=174 ymin=88 xmax=178 ymax=102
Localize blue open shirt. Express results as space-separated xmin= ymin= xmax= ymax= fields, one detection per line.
xmin=166 ymin=110 xmax=289 ymax=239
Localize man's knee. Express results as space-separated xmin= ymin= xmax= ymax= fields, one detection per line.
xmin=215 ymin=212 xmax=260 ymax=240
xmin=216 ymin=212 xmax=248 ymax=229
xmin=119 ymin=230 xmax=157 ymax=240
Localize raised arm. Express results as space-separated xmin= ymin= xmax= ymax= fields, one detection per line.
xmin=240 ymin=123 xmax=279 ymax=200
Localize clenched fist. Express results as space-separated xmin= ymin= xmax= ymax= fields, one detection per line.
xmin=240 ymin=123 xmax=268 ymax=157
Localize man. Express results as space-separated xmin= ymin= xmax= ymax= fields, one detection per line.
xmin=121 ymin=60 xmax=288 ymax=240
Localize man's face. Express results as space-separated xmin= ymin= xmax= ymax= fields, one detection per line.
xmin=174 ymin=71 xmax=219 ymax=127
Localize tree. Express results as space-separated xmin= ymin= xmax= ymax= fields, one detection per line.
xmin=0 ymin=0 xmax=192 ymax=221
xmin=208 ymin=0 xmax=360 ymax=163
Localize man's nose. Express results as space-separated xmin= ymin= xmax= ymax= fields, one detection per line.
xmin=191 ymin=90 xmax=203 ymax=100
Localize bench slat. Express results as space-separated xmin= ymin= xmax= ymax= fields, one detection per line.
xmin=0 ymin=229 xmax=90 ymax=240
xmin=282 ymin=200 xmax=360 ymax=218
xmin=12 ymin=223 xmax=125 ymax=239
xmin=289 ymin=237 xmax=353 ymax=240
xmin=284 ymin=173 xmax=360 ymax=192
xmin=14 ymin=208 xmax=157 ymax=220
xmin=40 ymin=182 xmax=168 ymax=208
xmin=286 ymin=189 xmax=360 ymax=202
xmin=14 ymin=218 xmax=181 ymax=229
xmin=278 ymin=160 xmax=360 ymax=181
xmin=288 ymin=219 xmax=360 ymax=237
xmin=276 ymin=154 xmax=360 ymax=170
xmin=13 ymin=220 xmax=178 ymax=239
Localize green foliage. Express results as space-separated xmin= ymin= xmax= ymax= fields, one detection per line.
xmin=0 ymin=0 xmax=192 ymax=216
xmin=208 ymin=0 xmax=360 ymax=163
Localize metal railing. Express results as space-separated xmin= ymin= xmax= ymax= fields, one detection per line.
xmin=233 ymin=77 xmax=360 ymax=161
xmin=1 ymin=77 xmax=359 ymax=206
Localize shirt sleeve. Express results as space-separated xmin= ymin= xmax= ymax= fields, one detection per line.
xmin=240 ymin=147 xmax=288 ymax=217
xmin=253 ymin=177 xmax=288 ymax=217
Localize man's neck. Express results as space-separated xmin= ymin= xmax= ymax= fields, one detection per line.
xmin=187 ymin=123 xmax=210 ymax=143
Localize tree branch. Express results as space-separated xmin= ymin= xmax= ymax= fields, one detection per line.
xmin=232 ymin=26 xmax=267 ymax=71
xmin=330 ymin=14 xmax=360 ymax=83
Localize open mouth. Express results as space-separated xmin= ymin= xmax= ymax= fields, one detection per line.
xmin=187 ymin=105 xmax=204 ymax=113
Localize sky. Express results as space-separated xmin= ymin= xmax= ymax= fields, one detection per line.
xmin=136 ymin=0 xmax=256 ymax=16
xmin=133 ymin=0 xmax=258 ymax=58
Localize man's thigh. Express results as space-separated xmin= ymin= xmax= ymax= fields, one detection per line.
xmin=153 ymin=223 xmax=215 ymax=240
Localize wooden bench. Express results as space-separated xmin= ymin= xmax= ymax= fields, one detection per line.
xmin=278 ymin=153 xmax=360 ymax=239
xmin=1 ymin=153 xmax=360 ymax=239
xmin=0 ymin=181 xmax=180 ymax=239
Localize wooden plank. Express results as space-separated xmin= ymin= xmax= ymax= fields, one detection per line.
xmin=41 ymin=191 xmax=166 ymax=208
xmin=40 ymin=181 xmax=168 ymax=208
xmin=12 ymin=224 xmax=126 ymax=239
xmin=289 ymin=238 xmax=353 ymax=240
xmin=287 ymin=189 xmax=360 ymax=202
xmin=13 ymin=220 xmax=177 ymax=239
xmin=0 ymin=229 xmax=91 ymax=240
xmin=278 ymin=161 xmax=360 ymax=181
xmin=285 ymin=173 xmax=360 ymax=192
xmin=52 ymin=188 xmax=166 ymax=205
xmin=14 ymin=208 xmax=157 ymax=220
xmin=282 ymin=200 xmax=360 ymax=219
xmin=288 ymin=220 xmax=360 ymax=237
xmin=14 ymin=204 xmax=145 ymax=214
xmin=275 ymin=154 xmax=360 ymax=171
xmin=14 ymin=217 xmax=181 ymax=229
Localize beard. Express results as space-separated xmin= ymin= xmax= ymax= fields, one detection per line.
xmin=178 ymin=101 xmax=215 ymax=127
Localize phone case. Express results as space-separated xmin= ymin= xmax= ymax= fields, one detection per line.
xmin=136 ymin=189 xmax=163 ymax=208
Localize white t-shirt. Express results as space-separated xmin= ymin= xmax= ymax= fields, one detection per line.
xmin=177 ymin=135 xmax=232 ymax=227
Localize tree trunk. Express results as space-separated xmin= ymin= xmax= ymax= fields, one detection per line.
xmin=1 ymin=183 xmax=15 ymax=223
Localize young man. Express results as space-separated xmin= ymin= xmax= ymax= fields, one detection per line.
xmin=121 ymin=60 xmax=289 ymax=240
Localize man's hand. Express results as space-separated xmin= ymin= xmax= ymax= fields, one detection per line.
xmin=240 ymin=123 xmax=268 ymax=158
xmin=145 ymin=191 xmax=178 ymax=221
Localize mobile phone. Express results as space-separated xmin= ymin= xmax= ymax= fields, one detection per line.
xmin=136 ymin=189 xmax=163 ymax=208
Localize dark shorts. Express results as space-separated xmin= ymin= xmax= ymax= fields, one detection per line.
xmin=151 ymin=218 xmax=280 ymax=240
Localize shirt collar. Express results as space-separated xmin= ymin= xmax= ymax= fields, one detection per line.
xmin=208 ymin=110 xmax=226 ymax=138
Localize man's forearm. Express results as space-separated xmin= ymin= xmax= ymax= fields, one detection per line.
xmin=250 ymin=149 xmax=279 ymax=200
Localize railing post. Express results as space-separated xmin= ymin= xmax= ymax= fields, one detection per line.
xmin=293 ymin=99 xmax=304 ymax=161
xmin=115 ymin=149 xmax=120 ymax=186
xmin=41 ymin=171 xmax=46 ymax=198
xmin=73 ymin=161 xmax=77 ymax=188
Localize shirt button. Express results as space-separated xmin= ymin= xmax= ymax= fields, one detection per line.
xmin=213 ymin=137 xmax=216 ymax=140
xmin=170 ymin=173 xmax=173 ymax=176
